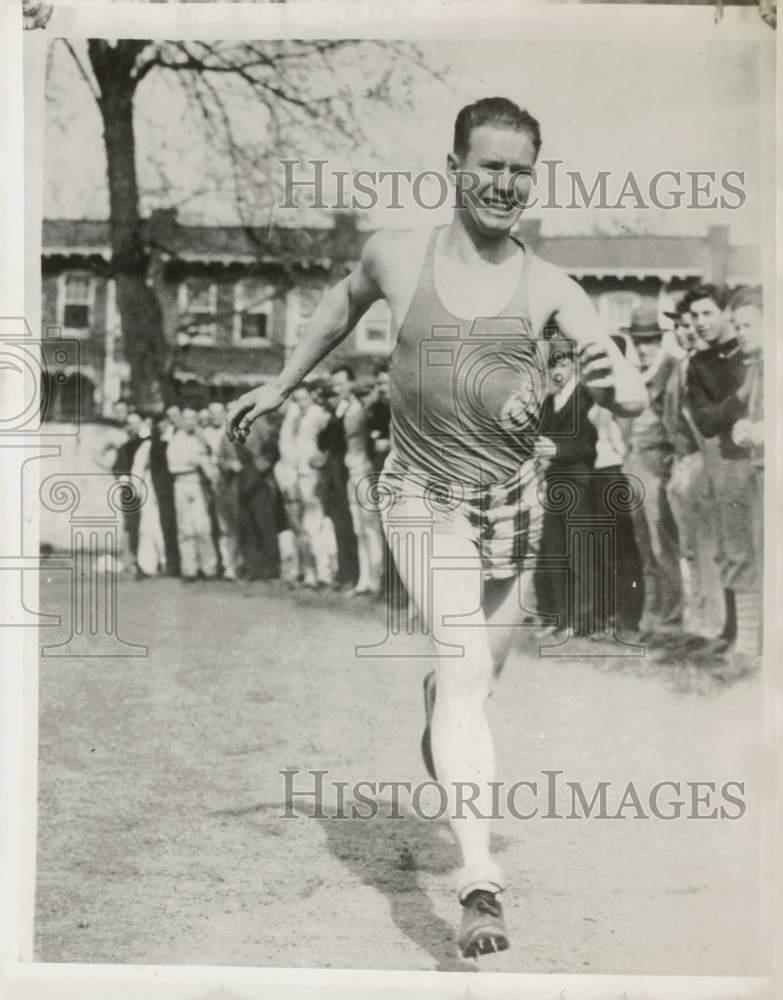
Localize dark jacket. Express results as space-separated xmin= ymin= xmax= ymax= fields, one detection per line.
xmin=539 ymin=381 xmax=598 ymax=471
xmin=685 ymin=339 xmax=749 ymax=459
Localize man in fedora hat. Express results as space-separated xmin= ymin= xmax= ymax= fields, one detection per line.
xmin=623 ymin=304 xmax=683 ymax=637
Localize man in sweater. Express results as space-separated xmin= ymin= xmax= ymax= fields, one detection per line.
xmin=660 ymin=295 xmax=723 ymax=644
xmin=685 ymin=283 xmax=756 ymax=666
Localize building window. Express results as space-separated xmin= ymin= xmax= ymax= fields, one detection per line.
xmin=356 ymin=301 xmax=392 ymax=354
xmin=42 ymin=371 xmax=96 ymax=422
xmin=297 ymin=288 xmax=321 ymax=341
xmin=234 ymin=279 xmax=274 ymax=346
xmin=178 ymin=279 xmax=217 ymax=344
xmin=284 ymin=286 xmax=323 ymax=357
xmin=598 ymin=292 xmax=641 ymax=334
xmin=57 ymin=273 xmax=95 ymax=335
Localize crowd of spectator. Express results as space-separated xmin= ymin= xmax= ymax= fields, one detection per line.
xmin=107 ymin=280 xmax=764 ymax=675
xmin=533 ymin=282 xmax=764 ymax=675
xmin=109 ymin=362 xmax=393 ymax=598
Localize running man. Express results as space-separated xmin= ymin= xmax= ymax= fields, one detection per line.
xmin=228 ymin=97 xmax=647 ymax=958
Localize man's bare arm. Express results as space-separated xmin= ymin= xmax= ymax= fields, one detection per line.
xmin=228 ymin=235 xmax=384 ymax=441
xmin=553 ymin=275 xmax=647 ymax=417
xmin=276 ymin=244 xmax=383 ymax=393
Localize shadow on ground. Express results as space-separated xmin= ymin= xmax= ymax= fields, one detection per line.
xmin=210 ymin=799 xmax=513 ymax=971
xmin=315 ymin=802 xmax=513 ymax=972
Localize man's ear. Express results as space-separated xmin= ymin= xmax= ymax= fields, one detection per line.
xmin=446 ymin=152 xmax=459 ymax=177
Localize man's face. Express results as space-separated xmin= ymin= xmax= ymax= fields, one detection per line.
xmin=208 ymin=403 xmax=225 ymax=428
xmin=331 ymin=370 xmax=353 ymax=402
xmin=547 ymin=355 xmax=575 ymax=395
xmin=126 ymin=413 xmax=142 ymax=438
xmin=375 ymin=371 xmax=390 ymax=400
xmin=449 ymin=125 xmax=537 ymax=238
xmin=690 ymin=297 xmax=725 ymax=346
xmin=182 ymin=408 xmax=198 ymax=433
xmin=166 ymin=406 xmax=182 ymax=428
xmin=732 ymin=304 xmax=763 ymax=356
xmin=676 ymin=311 xmax=702 ymax=352
xmin=292 ymin=388 xmax=311 ymax=413
xmin=635 ymin=337 xmax=663 ymax=371
xmin=113 ymin=401 xmax=129 ymax=424
xmin=197 ymin=409 xmax=210 ymax=428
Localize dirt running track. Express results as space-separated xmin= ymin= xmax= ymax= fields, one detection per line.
xmin=35 ymin=572 xmax=768 ymax=974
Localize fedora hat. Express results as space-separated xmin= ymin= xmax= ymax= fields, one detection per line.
xmin=625 ymin=304 xmax=663 ymax=340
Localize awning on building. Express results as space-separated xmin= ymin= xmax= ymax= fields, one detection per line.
xmin=172 ymin=370 xmax=270 ymax=386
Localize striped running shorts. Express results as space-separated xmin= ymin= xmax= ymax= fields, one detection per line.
xmin=375 ymin=452 xmax=544 ymax=581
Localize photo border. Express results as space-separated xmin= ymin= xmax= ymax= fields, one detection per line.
xmin=1 ymin=1 xmax=779 ymax=996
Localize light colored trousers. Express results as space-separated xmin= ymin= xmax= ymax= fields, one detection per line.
xmin=701 ymin=440 xmax=756 ymax=592
xmin=625 ymin=449 xmax=683 ymax=631
xmin=213 ymin=479 xmax=239 ymax=577
xmin=347 ymin=466 xmax=384 ymax=594
xmin=665 ymin=450 xmax=723 ymax=636
xmin=297 ymin=471 xmax=335 ymax=585
xmin=137 ymin=491 xmax=166 ymax=576
xmin=174 ymin=477 xmax=218 ymax=579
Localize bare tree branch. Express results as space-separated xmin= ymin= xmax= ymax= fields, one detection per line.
xmin=49 ymin=37 xmax=446 ymax=403
xmin=61 ymin=40 xmax=101 ymax=106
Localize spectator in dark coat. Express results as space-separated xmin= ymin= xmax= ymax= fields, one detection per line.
xmin=112 ymin=412 xmax=144 ymax=577
xmin=236 ymin=416 xmax=281 ymax=581
xmin=365 ymin=362 xmax=392 ymax=475
xmin=317 ymin=392 xmax=359 ymax=590
xmin=534 ymin=343 xmax=599 ymax=636
xmin=588 ymin=335 xmax=645 ymax=638
xmin=149 ymin=414 xmax=181 ymax=576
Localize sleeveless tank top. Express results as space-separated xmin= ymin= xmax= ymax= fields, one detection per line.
xmin=388 ymin=226 xmax=548 ymax=487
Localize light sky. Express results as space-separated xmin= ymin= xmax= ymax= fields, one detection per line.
xmin=44 ymin=36 xmax=766 ymax=243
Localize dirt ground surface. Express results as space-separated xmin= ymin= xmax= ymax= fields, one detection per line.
xmin=35 ymin=571 xmax=769 ymax=975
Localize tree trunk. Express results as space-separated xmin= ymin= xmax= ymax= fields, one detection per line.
xmin=91 ymin=44 xmax=173 ymax=410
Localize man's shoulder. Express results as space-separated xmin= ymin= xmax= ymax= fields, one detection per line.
xmin=526 ymin=251 xmax=583 ymax=315
xmin=686 ymin=349 xmax=711 ymax=376
xmin=527 ymin=250 xmax=572 ymax=288
xmin=364 ymin=227 xmax=430 ymax=256
xmin=362 ymin=228 xmax=431 ymax=276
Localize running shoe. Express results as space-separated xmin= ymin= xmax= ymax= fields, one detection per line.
xmin=457 ymin=889 xmax=509 ymax=958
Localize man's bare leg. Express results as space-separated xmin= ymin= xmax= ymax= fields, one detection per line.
xmin=394 ymin=530 xmax=505 ymax=901
xmin=484 ymin=572 xmax=535 ymax=681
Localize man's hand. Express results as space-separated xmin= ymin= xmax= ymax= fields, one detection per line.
xmin=227 ymin=383 xmax=288 ymax=443
xmin=731 ymin=418 xmax=753 ymax=448
xmin=551 ymin=272 xmax=647 ymax=417
xmin=533 ymin=436 xmax=558 ymax=460
xmin=578 ymin=343 xmax=614 ymax=392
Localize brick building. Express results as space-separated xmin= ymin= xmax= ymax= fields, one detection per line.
xmin=40 ymin=212 xmax=759 ymax=420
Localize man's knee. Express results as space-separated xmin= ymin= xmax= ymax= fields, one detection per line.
xmin=491 ymin=640 xmax=513 ymax=677
xmin=436 ymin=638 xmax=494 ymax=696
xmin=436 ymin=671 xmax=491 ymax=712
